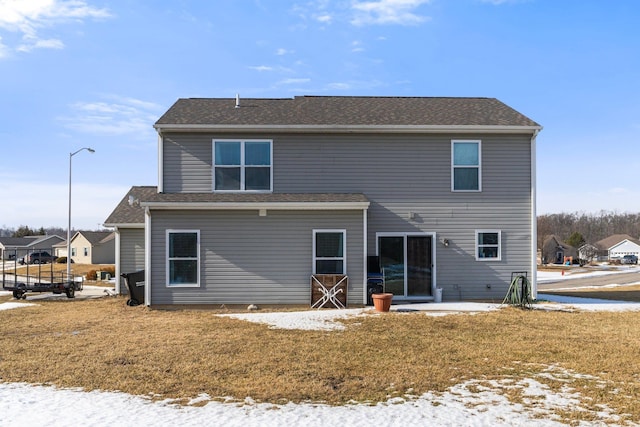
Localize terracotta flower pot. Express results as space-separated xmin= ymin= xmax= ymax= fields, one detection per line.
xmin=372 ymin=293 xmax=393 ymax=312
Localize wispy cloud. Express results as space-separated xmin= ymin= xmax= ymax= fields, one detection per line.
xmin=351 ymin=0 xmax=431 ymax=26
xmin=609 ymin=187 xmax=629 ymax=195
xmin=278 ymin=78 xmax=311 ymax=85
xmin=276 ymin=48 xmax=294 ymax=56
xmin=351 ymin=40 xmax=364 ymax=52
xmin=0 ymin=0 xmax=111 ymax=56
xmin=326 ymin=82 xmax=352 ymax=90
xmin=248 ymin=64 xmax=294 ymax=73
xmin=316 ymin=14 xmax=333 ymax=24
xmin=249 ymin=65 xmax=274 ymax=72
xmin=0 ymin=36 xmax=8 ymax=58
xmin=58 ymin=95 xmax=161 ymax=138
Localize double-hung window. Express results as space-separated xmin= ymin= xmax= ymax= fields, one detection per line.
xmin=476 ymin=230 xmax=501 ymax=261
xmin=452 ymin=140 xmax=481 ymax=191
xmin=313 ymin=230 xmax=346 ymax=274
xmin=213 ymin=140 xmax=272 ymax=192
xmin=166 ymin=230 xmax=200 ymax=286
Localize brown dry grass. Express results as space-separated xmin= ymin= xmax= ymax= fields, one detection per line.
xmin=1 ymin=296 xmax=640 ymax=424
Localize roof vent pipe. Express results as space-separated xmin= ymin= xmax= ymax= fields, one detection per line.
xmin=235 ymin=93 xmax=240 ymax=108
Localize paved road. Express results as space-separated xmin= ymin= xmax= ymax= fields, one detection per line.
xmin=538 ymin=271 xmax=640 ymax=291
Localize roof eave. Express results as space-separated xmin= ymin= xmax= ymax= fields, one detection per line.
xmin=153 ymin=124 xmax=542 ymax=135
xmin=103 ymin=223 xmax=145 ymax=229
xmin=140 ymin=201 xmax=370 ymax=210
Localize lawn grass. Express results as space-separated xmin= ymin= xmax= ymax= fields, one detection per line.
xmin=1 ymin=295 xmax=640 ymax=424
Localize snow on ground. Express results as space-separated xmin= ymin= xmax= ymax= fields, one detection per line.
xmin=0 ymin=301 xmax=36 ymax=311
xmin=0 ymin=365 xmax=625 ymax=427
xmin=220 ymin=302 xmax=501 ymax=330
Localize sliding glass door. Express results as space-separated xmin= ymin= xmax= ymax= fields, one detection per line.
xmin=378 ymin=234 xmax=433 ymax=298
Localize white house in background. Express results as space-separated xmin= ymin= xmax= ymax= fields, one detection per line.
xmin=577 ymin=243 xmax=599 ymax=263
xmin=594 ymin=234 xmax=640 ymax=261
xmin=62 ymin=231 xmax=116 ymax=264
xmin=609 ymin=239 xmax=640 ymax=260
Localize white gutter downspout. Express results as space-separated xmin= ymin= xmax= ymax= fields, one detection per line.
xmin=114 ymin=229 xmax=121 ymax=294
xmin=144 ymin=207 xmax=152 ymax=306
xmin=363 ymin=208 xmax=368 ymax=305
xmin=157 ymin=132 xmax=164 ymax=193
xmin=530 ymin=128 xmax=541 ymax=299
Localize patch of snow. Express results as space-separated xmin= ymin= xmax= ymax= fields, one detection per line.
xmin=220 ymin=308 xmax=366 ymax=331
xmin=0 ymin=301 xmax=37 ymax=311
xmin=0 ymin=367 xmax=625 ymax=427
xmin=537 ymin=293 xmax=640 ymax=312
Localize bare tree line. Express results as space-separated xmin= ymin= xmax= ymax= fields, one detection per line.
xmin=537 ymin=211 xmax=640 ymax=249
xmin=0 ymin=226 xmax=69 ymax=238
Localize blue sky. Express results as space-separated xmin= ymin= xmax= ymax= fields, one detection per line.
xmin=0 ymin=0 xmax=639 ymax=230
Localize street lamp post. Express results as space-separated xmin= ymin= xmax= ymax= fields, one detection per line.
xmin=67 ymin=147 xmax=95 ymax=285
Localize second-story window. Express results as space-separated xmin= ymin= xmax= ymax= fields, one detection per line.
xmin=451 ymin=140 xmax=481 ymax=191
xmin=213 ymin=140 xmax=272 ymax=192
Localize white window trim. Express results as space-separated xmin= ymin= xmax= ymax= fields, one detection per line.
xmin=451 ymin=139 xmax=482 ymax=192
xmin=166 ymin=229 xmax=201 ymax=287
xmin=212 ymin=139 xmax=273 ymax=193
xmin=312 ymin=229 xmax=347 ymax=275
xmin=475 ymin=229 xmax=501 ymax=261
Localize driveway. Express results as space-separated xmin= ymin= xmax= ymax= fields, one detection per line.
xmin=0 ymin=285 xmax=115 ymax=301
xmin=538 ymin=268 xmax=640 ymax=291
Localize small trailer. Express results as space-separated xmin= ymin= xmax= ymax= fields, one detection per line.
xmin=2 ymin=249 xmax=83 ymax=300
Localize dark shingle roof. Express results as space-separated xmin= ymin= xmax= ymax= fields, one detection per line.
xmin=142 ymin=192 xmax=368 ymax=204
xmin=104 ymin=187 xmax=367 ymax=226
xmin=77 ymin=231 xmax=115 ymax=245
xmin=104 ymin=186 xmax=157 ymax=226
xmin=155 ymin=96 xmax=540 ymax=128
xmin=0 ymin=237 xmax=35 ymax=247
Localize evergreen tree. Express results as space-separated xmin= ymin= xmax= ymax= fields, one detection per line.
xmin=566 ymin=231 xmax=585 ymax=248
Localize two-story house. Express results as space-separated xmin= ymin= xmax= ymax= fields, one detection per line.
xmin=104 ymin=96 xmax=541 ymax=307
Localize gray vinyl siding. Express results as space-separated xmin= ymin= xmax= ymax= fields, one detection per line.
xmin=92 ymin=240 xmax=115 ymax=264
xmin=149 ymin=210 xmax=364 ymax=306
xmin=118 ymin=228 xmax=145 ymax=294
xmin=279 ymin=134 xmax=532 ymax=301
xmin=163 ymin=134 xmax=212 ymax=192
xmin=160 ymin=132 xmax=532 ymax=301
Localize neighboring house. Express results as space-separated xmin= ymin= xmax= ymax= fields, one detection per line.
xmin=541 ymin=235 xmax=577 ymax=264
xmin=105 ymin=96 xmax=542 ymax=306
xmin=0 ymin=235 xmax=64 ymax=261
xmin=577 ymin=243 xmax=599 ymax=263
xmin=66 ymin=231 xmax=116 ymax=264
xmin=595 ymin=234 xmax=640 ymax=261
